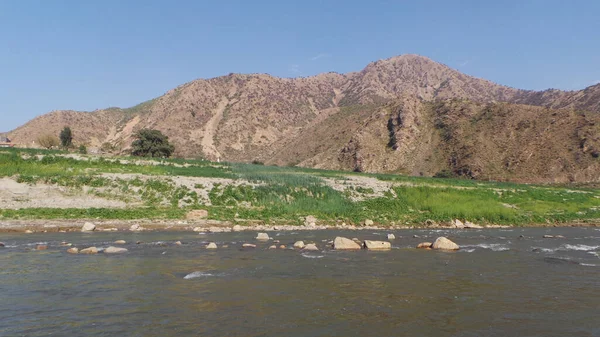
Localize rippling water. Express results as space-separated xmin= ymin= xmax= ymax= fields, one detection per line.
xmin=1 ymin=228 xmax=599 ymax=336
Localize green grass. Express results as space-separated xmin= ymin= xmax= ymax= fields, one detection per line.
xmin=0 ymin=207 xmax=186 ymax=220
xmin=2 ymin=147 xmax=600 ymax=226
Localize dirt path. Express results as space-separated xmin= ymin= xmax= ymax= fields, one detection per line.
xmin=201 ymin=98 xmax=229 ymax=161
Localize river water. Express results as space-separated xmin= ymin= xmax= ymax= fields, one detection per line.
xmin=1 ymin=227 xmax=599 ymax=336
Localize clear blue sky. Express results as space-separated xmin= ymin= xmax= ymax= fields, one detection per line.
xmin=1 ymin=0 xmax=599 ymax=130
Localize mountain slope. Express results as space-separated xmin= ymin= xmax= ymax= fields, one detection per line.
xmin=8 ymin=54 xmax=600 ymax=183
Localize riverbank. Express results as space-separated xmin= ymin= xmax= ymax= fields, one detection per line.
xmin=1 ymin=218 xmax=598 ymax=234
xmin=2 ymin=148 xmax=600 ymax=228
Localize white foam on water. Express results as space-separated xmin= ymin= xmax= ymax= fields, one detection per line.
xmin=301 ymin=253 xmax=324 ymax=259
xmin=588 ymin=251 xmax=600 ymax=258
xmin=461 ymin=248 xmax=476 ymax=253
xmin=560 ymin=244 xmax=600 ymax=251
xmin=184 ymin=271 xmax=215 ymax=279
xmin=25 ymin=242 xmax=48 ymax=246
xmin=580 ymin=263 xmax=598 ymax=267
xmin=532 ymin=247 xmax=557 ymax=253
xmin=463 ymin=243 xmax=510 ymax=252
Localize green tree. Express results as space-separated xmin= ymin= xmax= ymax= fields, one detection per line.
xmin=59 ymin=127 xmax=73 ymax=148
xmin=131 ymin=129 xmax=174 ymax=158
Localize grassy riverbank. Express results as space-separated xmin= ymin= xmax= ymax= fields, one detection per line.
xmin=1 ymin=148 xmax=600 ymax=226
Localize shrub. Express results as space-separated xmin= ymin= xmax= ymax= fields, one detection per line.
xmin=37 ymin=134 xmax=60 ymax=149
xmin=131 ymin=129 xmax=174 ymax=158
xmin=434 ymin=169 xmax=455 ymax=179
xmin=78 ymin=145 xmax=87 ymax=154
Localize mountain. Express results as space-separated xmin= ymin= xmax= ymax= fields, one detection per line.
xmin=8 ymin=54 xmax=600 ymax=183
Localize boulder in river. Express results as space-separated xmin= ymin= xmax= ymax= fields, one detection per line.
xmin=304 ymin=215 xmax=317 ymax=226
xmin=303 ymin=243 xmax=319 ymax=251
xmin=432 ymin=237 xmax=460 ymax=250
xmin=36 ymin=244 xmax=48 ymax=250
xmin=81 ymin=222 xmax=96 ymax=232
xmin=0 ymin=242 xmax=5 ymax=247
xmin=363 ymin=240 xmax=391 ymax=250
xmin=453 ymin=219 xmax=465 ymax=229
xmin=206 ymin=242 xmax=218 ymax=249
xmin=80 ymin=247 xmax=98 ymax=254
xmin=104 ymin=246 xmax=128 ymax=254
xmin=242 ymin=243 xmax=256 ymax=248
xmin=256 ymin=233 xmax=270 ymax=240
xmin=279 ymin=245 xmax=286 ymax=249
xmin=67 ymin=247 xmax=79 ymax=254
xmin=293 ymin=241 xmax=305 ymax=249
xmin=387 ymin=234 xmax=396 ymax=240
xmin=114 ymin=240 xmax=126 ymax=245
xmin=333 ymin=237 xmax=362 ymax=250
xmin=416 ymin=242 xmax=433 ymax=249
xmin=175 ymin=241 xmax=182 ymax=246
xmin=268 ymin=245 xmax=277 ymax=249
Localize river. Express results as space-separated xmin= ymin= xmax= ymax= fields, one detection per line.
xmin=1 ymin=227 xmax=599 ymax=336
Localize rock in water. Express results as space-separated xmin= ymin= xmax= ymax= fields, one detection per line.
xmin=130 ymin=224 xmax=142 ymax=231
xmin=242 ymin=243 xmax=256 ymax=248
xmin=175 ymin=241 xmax=182 ymax=246
xmin=256 ymin=233 xmax=270 ymax=240
xmin=67 ymin=247 xmax=79 ymax=254
xmin=303 ymin=244 xmax=319 ymax=251
xmin=432 ymin=237 xmax=460 ymax=250
xmin=279 ymin=245 xmax=286 ymax=249
xmin=80 ymin=247 xmax=98 ymax=254
xmin=206 ymin=242 xmax=218 ymax=249
xmin=304 ymin=215 xmax=317 ymax=226
xmin=453 ymin=219 xmax=465 ymax=229
xmin=104 ymin=246 xmax=128 ymax=254
xmin=416 ymin=242 xmax=433 ymax=249
xmin=333 ymin=237 xmax=362 ymax=250
xmin=232 ymin=225 xmax=243 ymax=232
xmin=293 ymin=241 xmax=305 ymax=249
xmin=36 ymin=244 xmax=48 ymax=250
xmin=114 ymin=240 xmax=126 ymax=244
xmin=387 ymin=234 xmax=396 ymax=240
xmin=81 ymin=222 xmax=96 ymax=232
xmin=268 ymin=245 xmax=277 ymax=249
xmin=363 ymin=240 xmax=391 ymax=250
xmin=186 ymin=209 xmax=208 ymax=220
xmin=0 ymin=242 xmax=5 ymax=247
